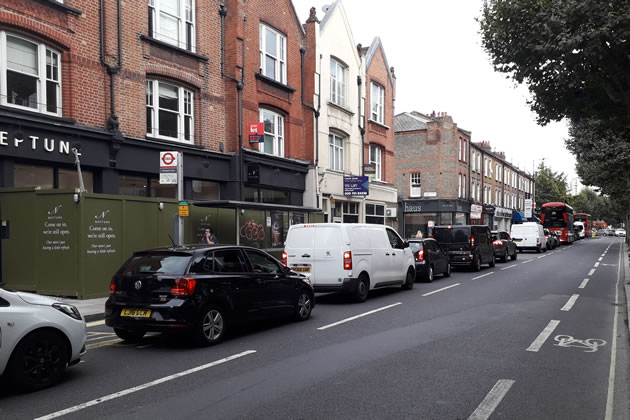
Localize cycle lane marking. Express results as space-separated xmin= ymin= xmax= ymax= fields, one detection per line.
xmin=468 ymin=379 xmax=515 ymax=420
xmin=527 ymin=320 xmax=560 ymax=352
xmin=605 ymin=242 xmax=623 ymax=420
xmin=560 ymin=294 xmax=579 ymax=311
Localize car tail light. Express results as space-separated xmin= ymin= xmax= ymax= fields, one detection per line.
xmin=471 ymin=234 xmax=476 ymax=248
xmin=281 ymin=251 xmax=288 ymax=266
xmin=109 ymin=277 xmax=116 ymax=294
xmin=343 ymin=251 xmax=352 ymax=270
xmin=171 ymin=278 xmax=196 ymax=297
xmin=416 ymin=249 xmax=424 ymax=262
xmin=493 ymin=240 xmax=503 ymax=246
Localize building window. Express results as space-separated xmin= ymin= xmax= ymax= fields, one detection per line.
xmin=366 ymin=203 xmax=385 ymax=224
xmin=146 ymin=80 xmax=194 ymax=143
xmin=369 ymin=144 xmax=382 ymax=181
xmin=330 ymin=58 xmax=346 ymax=107
xmin=370 ymin=82 xmax=384 ymax=124
xmin=477 ymin=153 xmax=481 ymax=173
xmin=458 ymin=174 xmax=462 ymax=198
xmin=148 ymin=0 xmax=195 ymax=51
xmin=328 ymin=132 xmax=344 ymax=171
xmin=259 ymin=24 xmax=286 ymax=84
xmin=342 ymin=201 xmax=359 ymax=223
xmin=463 ymin=140 xmax=467 ymax=162
xmin=410 ymin=172 xmax=421 ymax=197
xmin=0 ymin=33 xmax=61 ymax=115
xmin=191 ymin=180 xmax=220 ymax=200
xmin=459 ymin=138 xmax=467 ymax=162
xmin=259 ymin=108 xmax=284 ymax=157
xmin=463 ymin=174 xmax=467 ymax=198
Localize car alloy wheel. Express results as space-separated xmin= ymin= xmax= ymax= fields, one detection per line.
xmin=353 ymin=275 xmax=369 ymax=302
xmin=425 ymin=266 xmax=434 ymax=283
xmin=8 ymin=330 xmax=68 ymax=391
xmin=294 ymin=292 xmax=312 ymax=321
xmin=472 ymin=256 xmax=481 ymax=272
xmin=195 ymin=306 xmax=226 ymax=345
xmin=444 ymin=263 xmax=451 ymax=277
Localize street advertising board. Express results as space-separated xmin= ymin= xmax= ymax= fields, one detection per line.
xmin=524 ymin=199 xmax=533 ymax=218
xmin=248 ymin=122 xmax=264 ymax=144
xmin=343 ymin=176 xmax=369 ymax=197
xmin=159 ymin=151 xmax=178 ymax=184
xmin=363 ymin=164 xmax=376 ymax=180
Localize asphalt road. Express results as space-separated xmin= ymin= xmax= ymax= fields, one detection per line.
xmin=2 ymin=237 xmax=629 ymax=420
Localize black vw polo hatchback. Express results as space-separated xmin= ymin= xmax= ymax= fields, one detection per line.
xmin=105 ymin=245 xmax=314 ymax=345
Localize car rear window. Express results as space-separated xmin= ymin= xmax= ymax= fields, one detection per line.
xmin=408 ymin=242 xmax=423 ymax=253
xmin=434 ymin=227 xmax=470 ymax=243
xmin=120 ymin=253 xmax=191 ymax=276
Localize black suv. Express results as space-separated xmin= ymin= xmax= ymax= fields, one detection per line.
xmin=105 ymin=245 xmax=314 ymax=345
xmin=432 ymin=225 xmax=495 ymax=271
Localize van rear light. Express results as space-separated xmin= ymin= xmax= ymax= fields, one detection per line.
xmin=492 ymin=240 xmax=502 ymax=246
xmin=471 ymin=234 xmax=476 ymax=247
xmin=416 ymin=249 xmax=424 ymax=262
xmin=281 ymin=251 xmax=288 ymax=266
xmin=343 ymin=251 xmax=352 ymax=270
xmin=109 ymin=277 xmax=116 ymax=294
xmin=171 ymin=278 xmax=196 ymax=297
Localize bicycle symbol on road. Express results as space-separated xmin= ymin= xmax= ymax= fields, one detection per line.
xmin=553 ymin=335 xmax=606 ymax=353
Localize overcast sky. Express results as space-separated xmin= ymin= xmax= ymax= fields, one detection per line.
xmin=292 ymin=0 xmax=580 ymax=190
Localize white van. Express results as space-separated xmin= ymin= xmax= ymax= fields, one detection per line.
xmin=283 ymin=223 xmax=415 ymax=302
xmin=573 ymin=221 xmax=585 ymax=239
xmin=510 ymin=222 xmax=547 ymax=253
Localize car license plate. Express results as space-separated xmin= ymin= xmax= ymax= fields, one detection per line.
xmin=121 ymin=308 xmax=151 ymax=318
xmin=292 ymin=265 xmax=311 ymax=273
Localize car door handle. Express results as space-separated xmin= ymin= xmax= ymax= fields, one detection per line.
xmin=392 ymin=253 xmax=396 ymax=256
xmin=302 ymin=254 xmax=311 ymax=258
xmin=385 ymin=253 xmax=390 ymax=256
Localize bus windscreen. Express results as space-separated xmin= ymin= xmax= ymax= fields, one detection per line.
xmin=542 ymin=207 xmax=567 ymax=228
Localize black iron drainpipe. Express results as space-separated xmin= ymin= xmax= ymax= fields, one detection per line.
xmin=220 ymin=4 xmax=246 ymax=201
xmin=99 ymin=0 xmax=122 ymax=133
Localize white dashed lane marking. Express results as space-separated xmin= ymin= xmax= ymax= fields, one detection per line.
xmin=527 ymin=320 xmax=560 ymax=352
xmin=561 ymin=294 xmax=580 ymax=311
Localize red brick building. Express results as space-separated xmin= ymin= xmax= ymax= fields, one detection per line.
xmin=221 ymin=0 xmax=314 ymax=205
xmin=0 ymin=0 xmax=240 ymax=199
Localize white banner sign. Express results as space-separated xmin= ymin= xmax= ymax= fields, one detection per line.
xmin=524 ymin=199 xmax=533 ymax=218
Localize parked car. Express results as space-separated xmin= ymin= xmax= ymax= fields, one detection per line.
xmin=106 ymin=245 xmax=314 ymax=346
xmin=283 ymin=223 xmax=415 ymax=302
xmin=491 ymin=230 xmax=518 ymax=262
xmin=615 ymin=229 xmax=626 ymax=237
xmin=408 ymin=238 xmax=451 ymax=282
xmin=544 ymin=228 xmax=559 ymax=249
xmin=432 ymin=225 xmax=495 ymax=271
xmin=0 ymin=288 xmax=87 ymax=391
xmin=511 ymin=222 xmax=547 ymax=253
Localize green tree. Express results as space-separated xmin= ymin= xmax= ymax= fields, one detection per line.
xmin=479 ymin=0 xmax=630 ymax=127
xmin=534 ymin=163 xmax=568 ymax=209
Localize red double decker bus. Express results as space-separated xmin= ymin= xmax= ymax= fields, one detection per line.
xmin=541 ymin=202 xmax=575 ymax=244
xmin=574 ymin=213 xmax=591 ymax=238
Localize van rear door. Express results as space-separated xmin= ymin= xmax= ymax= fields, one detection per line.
xmin=285 ymin=225 xmax=344 ymax=286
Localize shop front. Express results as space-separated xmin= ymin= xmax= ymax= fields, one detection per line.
xmin=494 ymin=207 xmax=512 ymax=231
xmin=483 ymin=204 xmax=495 ymax=227
xmin=401 ymin=199 xmax=471 ymax=239
xmin=470 ymin=203 xmax=483 ymax=225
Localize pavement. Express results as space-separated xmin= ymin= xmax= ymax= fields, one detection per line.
xmin=56 ymin=240 xmax=630 ymax=328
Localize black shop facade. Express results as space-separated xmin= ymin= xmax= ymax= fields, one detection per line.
xmin=0 ymin=110 xmax=308 ymax=205
xmin=400 ymin=198 xmax=473 ymax=239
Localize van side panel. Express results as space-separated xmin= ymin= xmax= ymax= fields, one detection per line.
xmin=366 ymin=227 xmax=390 ymax=283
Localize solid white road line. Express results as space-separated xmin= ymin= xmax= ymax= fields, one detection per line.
xmin=35 ymin=350 xmax=257 ymax=420
xmin=578 ymin=278 xmax=590 ymax=289
xmin=500 ymin=264 xmax=517 ymax=271
xmin=595 ymin=262 xmax=600 ymax=268
xmin=468 ymin=379 xmax=515 ymax=420
xmin=521 ymin=259 xmax=534 ymax=264
xmin=588 ymin=268 xmax=596 ymax=276
xmin=472 ymin=272 xmax=494 ymax=280
xmin=87 ymin=320 xmax=106 ymax=327
xmin=561 ymin=294 xmax=580 ymax=311
xmin=317 ymin=303 xmax=402 ymax=331
xmin=527 ymin=320 xmax=560 ymax=352
xmin=421 ymin=283 xmax=461 ymax=297
xmin=605 ymin=243 xmax=622 ymax=420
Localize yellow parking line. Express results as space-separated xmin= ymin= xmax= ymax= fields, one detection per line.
xmin=86 ymin=320 xmax=106 ymax=327
xmin=86 ymin=338 xmax=123 ymax=350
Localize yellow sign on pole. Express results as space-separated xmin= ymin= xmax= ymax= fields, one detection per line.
xmin=178 ymin=205 xmax=189 ymax=217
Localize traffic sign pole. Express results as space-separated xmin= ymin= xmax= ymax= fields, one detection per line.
xmin=177 ymin=152 xmax=184 ymax=245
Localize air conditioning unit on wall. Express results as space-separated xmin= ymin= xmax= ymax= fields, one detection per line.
xmin=385 ymin=208 xmax=397 ymax=218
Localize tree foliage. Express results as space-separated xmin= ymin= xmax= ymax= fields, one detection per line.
xmin=479 ymin=0 xmax=630 ymax=127
xmin=568 ymin=188 xmax=623 ymax=225
xmin=534 ymin=163 xmax=568 ymax=209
